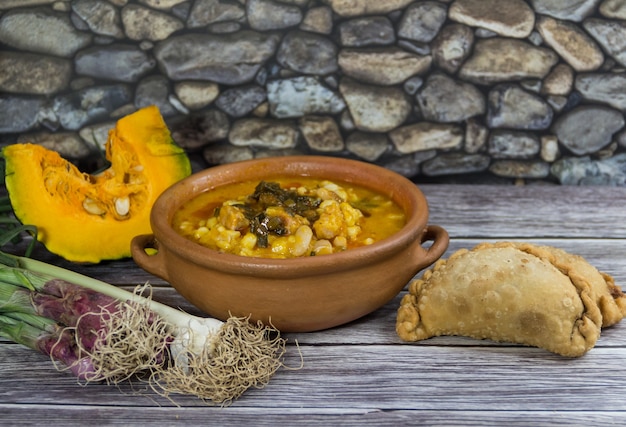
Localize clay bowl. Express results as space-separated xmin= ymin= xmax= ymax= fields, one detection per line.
xmin=131 ymin=156 xmax=448 ymax=332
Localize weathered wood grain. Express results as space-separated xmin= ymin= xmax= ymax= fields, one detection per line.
xmin=421 ymin=184 xmax=626 ymax=238
xmin=1 ymin=185 xmax=625 ymax=426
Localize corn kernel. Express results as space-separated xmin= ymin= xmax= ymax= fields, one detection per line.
xmin=241 ymin=232 xmax=257 ymax=250
xmin=333 ymin=235 xmax=347 ymax=249
xmin=347 ymin=225 xmax=361 ymax=239
xmin=270 ymin=236 xmax=291 ymax=256
xmin=193 ymin=226 xmax=209 ymax=239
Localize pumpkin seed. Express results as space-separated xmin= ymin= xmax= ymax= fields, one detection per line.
xmin=83 ymin=198 xmax=106 ymax=216
xmin=114 ymin=197 xmax=130 ymax=216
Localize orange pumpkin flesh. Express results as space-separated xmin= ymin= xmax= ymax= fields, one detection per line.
xmin=2 ymin=105 xmax=191 ymax=263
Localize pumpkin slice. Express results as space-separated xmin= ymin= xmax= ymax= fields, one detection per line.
xmin=2 ymin=105 xmax=191 ymax=263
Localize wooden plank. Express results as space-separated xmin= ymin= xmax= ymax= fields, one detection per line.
xmin=2 ymin=344 xmax=626 ymax=411
xmin=420 ymin=184 xmax=626 ymax=238
xmin=0 ymin=406 xmax=624 ymax=426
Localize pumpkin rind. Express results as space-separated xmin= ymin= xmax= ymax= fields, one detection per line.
xmin=2 ymin=105 xmax=191 ymax=263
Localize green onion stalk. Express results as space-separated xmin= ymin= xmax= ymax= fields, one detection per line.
xmin=0 ymin=229 xmax=292 ymax=405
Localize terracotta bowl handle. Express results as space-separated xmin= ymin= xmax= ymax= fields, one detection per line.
xmin=417 ymin=225 xmax=449 ymax=269
xmin=131 ymin=234 xmax=169 ymax=281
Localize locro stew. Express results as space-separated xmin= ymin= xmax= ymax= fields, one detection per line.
xmin=172 ymin=178 xmax=406 ymax=258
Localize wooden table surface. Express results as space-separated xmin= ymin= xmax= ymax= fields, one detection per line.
xmin=1 ymin=184 xmax=625 ymax=426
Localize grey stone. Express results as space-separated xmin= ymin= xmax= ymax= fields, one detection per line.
xmin=171 ymin=1 xmax=191 ymax=20
xmin=398 ymin=39 xmax=431 ymax=56
xmin=121 ymin=4 xmax=184 ymax=41
xmin=0 ymin=52 xmax=71 ymax=95
xmin=546 ymin=95 xmax=569 ymax=112
xmin=187 ymin=0 xmax=245 ymax=27
xmin=0 ymin=8 xmax=92 ymax=57
xmin=322 ymin=0 xmax=414 ymax=17
xmin=137 ymin=0 xmax=187 ymax=9
xmin=487 ymin=84 xmax=554 ymax=130
xmin=474 ymin=28 xmax=499 ymax=38
xmin=75 ymin=44 xmax=156 ymax=82
xmin=345 ymin=132 xmax=390 ymax=161
xmin=530 ymin=0 xmax=598 ymax=21
xmin=247 ymin=0 xmax=302 ymax=31
xmin=449 ymin=0 xmax=535 ymax=38
xmin=134 ymin=75 xmax=177 ymax=117
xmin=276 ymin=30 xmax=338 ymax=75
xmin=339 ymin=110 xmax=355 ymax=131
xmin=576 ymin=73 xmax=626 ymax=111
xmin=72 ymin=0 xmax=124 ymax=38
xmin=155 ymin=31 xmax=280 ymax=84
xmin=0 ymin=95 xmax=47 ymax=133
xmin=229 ymin=118 xmax=299 ymax=148
xmin=389 ymin=122 xmax=463 ymax=153
xmin=488 ymin=130 xmax=541 ymax=159
xmin=416 ymin=73 xmax=485 ymax=123
xmin=174 ymin=81 xmax=220 ymax=111
xmin=551 ymin=154 xmax=626 ymax=185
xmin=338 ymin=16 xmax=395 ymax=47
xmin=583 ymin=18 xmax=626 ymax=67
xmin=459 ymin=38 xmax=559 ymax=84
xmin=403 ymin=77 xmax=424 ymax=95
xmin=541 ymin=63 xmax=575 ymax=95
xmin=52 ymin=84 xmax=133 ymax=130
xmin=216 ymin=85 xmax=267 ymax=118
xmin=339 ymin=78 xmax=411 ymax=132
xmin=431 ymin=23 xmax=474 ymax=74
xmin=338 ymin=47 xmax=431 ymax=86
xmin=171 ymin=109 xmax=230 ymax=151
xmin=300 ymin=6 xmax=333 ymax=34
xmin=267 ymin=76 xmax=345 ymax=118
xmin=464 ymin=118 xmax=489 ymax=154
xmin=422 ymin=152 xmax=491 ymax=176
xmin=552 ymin=106 xmax=625 ymax=155
xmin=490 ymin=160 xmax=551 ymax=178
xmin=537 ymin=15 xmax=603 ymax=71
xmin=397 ymin=1 xmax=447 ymax=43
xmin=0 ymin=0 xmax=57 ymax=7
xmin=541 ymin=134 xmax=560 ymax=162
xmin=600 ymin=0 xmax=626 ymax=19
xmin=382 ymin=154 xmax=422 ymax=177
xmin=299 ymin=115 xmax=344 ymax=152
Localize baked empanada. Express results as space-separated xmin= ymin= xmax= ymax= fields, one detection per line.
xmin=396 ymin=242 xmax=626 ymax=357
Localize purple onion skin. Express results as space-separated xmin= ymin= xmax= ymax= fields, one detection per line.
xmin=31 ymin=280 xmax=121 ymax=350
xmin=39 ymin=279 xmax=120 ymax=318
xmin=36 ymin=329 xmax=99 ymax=381
xmin=30 ymin=279 xmax=167 ymax=374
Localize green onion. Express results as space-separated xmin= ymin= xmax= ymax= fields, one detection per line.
xmin=0 ymin=249 xmax=291 ymax=405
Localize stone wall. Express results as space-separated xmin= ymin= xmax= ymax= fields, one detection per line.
xmin=1 ymin=0 xmax=626 ymax=185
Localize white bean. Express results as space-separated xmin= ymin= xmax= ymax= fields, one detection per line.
xmin=292 ymin=225 xmax=313 ymax=257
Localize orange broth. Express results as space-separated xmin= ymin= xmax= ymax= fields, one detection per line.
xmin=172 ymin=177 xmax=406 ymax=258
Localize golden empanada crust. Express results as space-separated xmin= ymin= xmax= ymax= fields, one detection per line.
xmin=396 ymin=242 xmax=626 ymax=357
